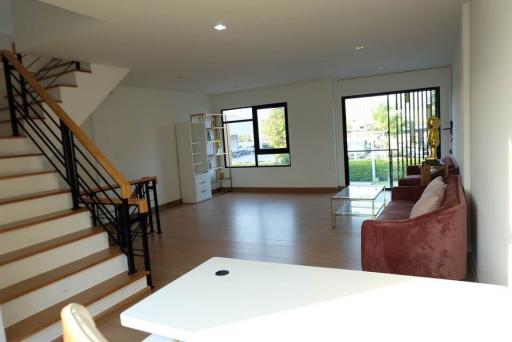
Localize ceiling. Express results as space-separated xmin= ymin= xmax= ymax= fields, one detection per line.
xmin=12 ymin=0 xmax=464 ymax=94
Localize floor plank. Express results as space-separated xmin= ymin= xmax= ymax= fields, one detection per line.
xmin=97 ymin=191 xmax=364 ymax=340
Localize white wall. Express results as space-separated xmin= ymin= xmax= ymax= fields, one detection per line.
xmin=335 ymin=67 xmax=452 ymax=185
xmin=211 ymin=80 xmax=339 ymax=188
xmin=451 ymin=3 xmax=471 ymax=190
xmin=82 ymin=86 xmax=211 ymax=204
xmin=212 ymin=70 xmax=452 ymax=189
xmin=469 ymin=0 xmax=512 ymax=286
xmin=0 ymin=0 xmax=13 ymax=49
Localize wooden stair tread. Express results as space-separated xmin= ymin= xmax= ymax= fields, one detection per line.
xmin=5 ymin=271 xmax=148 ymax=341
xmin=37 ymin=61 xmax=77 ymax=72
xmin=0 ymin=116 xmax=46 ymax=124
xmin=0 ymin=169 xmax=57 ymax=181
xmin=0 ymin=152 xmax=42 ymax=159
xmin=0 ymin=100 xmax=62 ymax=112
xmin=3 ymin=84 xmax=77 ymax=100
xmin=0 ymin=136 xmax=27 ymax=140
xmin=0 ymin=208 xmax=89 ymax=234
xmin=0 ymin=248 xmax=123 ymax=304
xmin=0 ymin=188 xmax=70 ymax=206
xmin=0 ymin=227 xmax=103 ymax=267
xmin=36 ymin=69 xmax=91 ymax=82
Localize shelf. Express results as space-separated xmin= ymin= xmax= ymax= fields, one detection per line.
xmin=192 ymin=141 xmax=201 ymax=145
xmin=192 ymin=152 xmax=202 ymax=155
xmin=212 ymin=177 xmax=231 ymax=182
xmin=207 ymin=127 xmax=225 ymax=130
xmin=207 ymin=140 xmax=222 ymax=144
xmin=208 ymin=153 xmax=227 ymax=157
xmin=193 ymin=162 xmax=202 ymax=166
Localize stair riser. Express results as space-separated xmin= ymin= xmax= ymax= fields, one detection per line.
xmin=0 ymin=211 xmax=92 ymax=255
xmin=8 ymin=87 xmax=61 ymax=103
xmin=38 ymin=72 xmax=77 ymax=88
xmin=0 ymin=193 xmax=72 ymax=226
xmin=2 ymin=254 xmax=127 ymax=327
xmin=0 ymin=232 xmax=109 ymax=289
xmin=23 ymin=278 xmax=148 ymax=342
xmin=0 ymin=173 xmax=64 ymax=200
xmin=0 ymin=155 xmax=49 ymax=177
xmin=0 ymin=138 xmax=38 ymax=155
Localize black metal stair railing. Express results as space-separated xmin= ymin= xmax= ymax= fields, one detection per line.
xmin=1 ymin=50 xmax=153 ymax=287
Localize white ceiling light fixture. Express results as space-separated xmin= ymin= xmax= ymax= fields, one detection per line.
xmin=378 ymin=66 xmax=384 ymax=70
xmin=214 ymin=23 xmax=227 ymax=31
xmin=354 ymin=45 xmax=365 ymax=50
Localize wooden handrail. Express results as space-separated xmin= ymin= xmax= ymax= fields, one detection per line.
xmin=1 ymin=50 xmax=132 ymax=198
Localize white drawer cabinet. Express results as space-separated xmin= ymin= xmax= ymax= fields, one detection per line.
xmin=176 ymin=123 xmax=213 ymax=203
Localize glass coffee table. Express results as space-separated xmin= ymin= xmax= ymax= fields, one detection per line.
xmin=331 ymin=185 xmax=386 ymax=228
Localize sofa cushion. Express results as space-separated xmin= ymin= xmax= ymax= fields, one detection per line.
xmin=410 ymin=177 xmax=447 ymax=218
xmin=378 ymin=200 xmax=415 ymax=221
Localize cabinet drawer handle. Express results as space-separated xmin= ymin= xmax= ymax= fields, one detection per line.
xmin=201 ymin=181 xmax=206 ymax=184
xmin=201 ymin=190 xmax=207 ymax=193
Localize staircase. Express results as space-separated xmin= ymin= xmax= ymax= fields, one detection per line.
xmin=0 ymin=51 xmax=152 ymax=341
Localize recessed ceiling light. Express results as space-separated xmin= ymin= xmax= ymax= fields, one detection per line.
xmin=378 ymin=66 xmax=384 ymax=70
xmin=214 ymin=24 xmax=227 ymax=31
xmin=354 ymin=45 xmax=365 ymax=50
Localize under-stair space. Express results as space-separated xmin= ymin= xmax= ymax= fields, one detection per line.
xmin=0 ymin=51 xmax=152 ymax=341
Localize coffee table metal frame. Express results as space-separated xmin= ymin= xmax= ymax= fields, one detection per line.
xmin=330 ymin=185 xmax=386 ymax=228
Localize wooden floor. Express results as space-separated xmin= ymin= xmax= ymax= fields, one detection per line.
xmin=97 ymin=191 xmax=370 ymax=340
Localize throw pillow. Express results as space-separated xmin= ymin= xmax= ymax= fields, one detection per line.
xmin=410 ymin=177 xmax=447 ymax=218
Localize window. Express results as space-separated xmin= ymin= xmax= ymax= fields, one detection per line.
xmin=222 ymin=103 xmax=290 ymax=167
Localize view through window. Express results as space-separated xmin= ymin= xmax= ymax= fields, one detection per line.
xmin=343 ymin=88 xmax=440 ymax=188
xmin=222 ymin=103 xmax=290 ymax=167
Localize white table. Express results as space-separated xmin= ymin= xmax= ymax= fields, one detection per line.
xmin=121 ymin=257 xmax=512 ymax=342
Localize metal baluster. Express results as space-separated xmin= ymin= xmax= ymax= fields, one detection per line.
xmin=140 ymin=212 xmax=153 ymax=288
xmin=119 ymin=200 xmax=136 ymax=274
xmin=2 ymin=56 xmax=19 ymax=136
xmin=60 ymin=121 xmax=80 ymax=209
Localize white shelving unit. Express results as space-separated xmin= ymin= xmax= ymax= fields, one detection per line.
xmin=175 ymin=123 xmax=212 ymax=203
xmin=191 ymin=114 xmax=233 ymax=196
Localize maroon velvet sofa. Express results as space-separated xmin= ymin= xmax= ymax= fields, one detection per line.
xmin=398 ymin=156 xmax=460 ymax=186
xmin=361 ymin=175 xmax=467 ymax=280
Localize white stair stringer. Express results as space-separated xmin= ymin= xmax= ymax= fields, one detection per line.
xmin=0 ymin=210 xmax=92 ymax=255
xmin=23 ymin=276 xmax=148 ymax=342
xmin=0 ymin=192 xmax=72 ymax=226
xmin=58 ymin=63 xmax=129 ymax=125
xmin=0 ymin=231 xmax=108 ymax=289
xmin=1 ymin=254 xmax=127 ymax=327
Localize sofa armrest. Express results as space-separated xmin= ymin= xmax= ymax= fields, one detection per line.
xmin=406 ymin=165 xmax=421 ymax=175
xmin=361 ymin=207 xmax=467 ymax=280
xmin=391 ymin=186 xmax=425 ymax=201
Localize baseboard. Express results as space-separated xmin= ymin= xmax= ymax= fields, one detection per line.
xmin=469 ymin=251 xmax=478 ymax=283
xmin=158 ymin=199 xmax=183 ymax=210
xmin=232 ymin=187 xmax=339 ymax=193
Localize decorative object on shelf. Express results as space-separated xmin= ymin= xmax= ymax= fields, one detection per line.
xmin=216 ymin=168 xmax=225 ymax=180
xmin=207 ymin=130 xmax=213 ymax=142
xmin=425 ymin=114 xmax=441 ymax=165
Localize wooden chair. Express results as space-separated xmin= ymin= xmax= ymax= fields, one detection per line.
xmin=61 ymin=303 xmax=108 ymax=342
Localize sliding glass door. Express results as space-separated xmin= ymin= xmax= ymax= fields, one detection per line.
xmin=342 ymin=88 xmax=440 ymax=188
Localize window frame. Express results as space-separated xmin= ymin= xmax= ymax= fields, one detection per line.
xmin=222 ymin=102 xmax=291 ymax=168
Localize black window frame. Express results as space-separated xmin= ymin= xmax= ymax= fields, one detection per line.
xmin=222 ymin=102 xmax=291 ymax=168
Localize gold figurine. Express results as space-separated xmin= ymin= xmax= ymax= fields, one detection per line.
xmin=426 ymin=115 xmax=440 ymax=161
